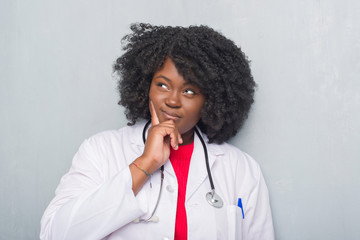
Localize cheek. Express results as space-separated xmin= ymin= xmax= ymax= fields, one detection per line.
xmin=188 ymin=101 xmax=205 ymax=122
xmin=148 ymin=86 xmax=159 ymax=105
xmin=195 ymin=98 xmax=205 ymax=117
xmin=148 ymin=85 xmax=155 ymax=99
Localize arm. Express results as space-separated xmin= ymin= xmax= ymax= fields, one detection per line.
xmin=41 ymin=102 xmax=182 ymax=239
xmin=239 ymin=153 xmax=275 ymax=240
xmin=40 ymin=137 xmax=147 ymax=240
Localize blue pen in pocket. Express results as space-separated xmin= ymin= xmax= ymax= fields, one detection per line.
xmin=237 ymin=198 xmax=245 ymax=219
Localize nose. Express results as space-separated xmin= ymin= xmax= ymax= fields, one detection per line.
xmin=165 ymin=91 xmax=181 ymax=108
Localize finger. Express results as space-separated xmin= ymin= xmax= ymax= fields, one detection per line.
xmin=159 ymin=120 xmax=177 ymax=127
xmin=149 ymin=100 xmax=160 ymax=126
xmin=161 ymin=120 xmax=181 ymax=147
xmin=178 ymin=133 xmax=183 ymax=145
xmin=169 ymin=127 xmax=179 ymax=150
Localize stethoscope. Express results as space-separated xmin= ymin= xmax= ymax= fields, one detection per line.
xmin=135 ymin=120 xmax=223 ymax=223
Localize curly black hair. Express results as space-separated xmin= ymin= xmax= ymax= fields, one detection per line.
xmin=114 ymin=23 xmax=255 ymax=144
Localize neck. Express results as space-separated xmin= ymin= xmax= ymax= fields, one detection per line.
xmin=180 ymin=128 xmax=195 ymax=145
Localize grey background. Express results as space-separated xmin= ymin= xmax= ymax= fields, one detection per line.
xmin=1 ymin=0 xmax=359 ymax=239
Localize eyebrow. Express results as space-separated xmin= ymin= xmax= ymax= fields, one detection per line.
xmin=155 ymin=75 xmax=172 ymax=83
xmin=155 ymin=75 xmax=193 ymax=86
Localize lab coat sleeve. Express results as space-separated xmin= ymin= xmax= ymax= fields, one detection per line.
xmin=40 ymin=137 xmax=147 ymax=240
xmin=240 ymin=153 xmax=275 ymax=240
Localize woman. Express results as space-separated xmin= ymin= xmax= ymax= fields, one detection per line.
xmin=40 ymin=23 xmax=274 ymax=240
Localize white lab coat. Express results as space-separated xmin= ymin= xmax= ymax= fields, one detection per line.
xmin=40 ymin=121 xmax=274 ymax=240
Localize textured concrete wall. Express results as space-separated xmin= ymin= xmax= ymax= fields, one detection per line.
xmin=1 ymin=0 xmax=359 ymax=239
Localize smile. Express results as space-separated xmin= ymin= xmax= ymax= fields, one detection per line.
xmin=161 ymin=109 xmax=181 ymax=121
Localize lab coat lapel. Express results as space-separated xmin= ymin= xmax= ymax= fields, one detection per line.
xmin=131 ymin=121 xmax=147 ymax=158
xmin=185 ymin=130 xmax=217 ymax=202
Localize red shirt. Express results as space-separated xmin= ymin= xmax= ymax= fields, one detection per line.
xmin=169 ymin=142 xmax=194 ymax=240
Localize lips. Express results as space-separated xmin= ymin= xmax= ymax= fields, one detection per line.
xmin=161 ymin=109 xmax=181 ymax=121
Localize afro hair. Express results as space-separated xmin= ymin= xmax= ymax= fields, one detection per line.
xmin=114 ymin=23 xmax=255 ymax=144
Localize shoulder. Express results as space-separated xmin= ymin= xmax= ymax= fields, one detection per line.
xmin=209 ymin=141 xmax=259 ymax=166
xmin=70 ymin=121 xmax=147 ymax=170
xmin=85 ymin=121 xmax=146 ymax=145
xmin=207 ymin=140 xmax=262 ymax=179
xmin=77 ymin=121 xmax=147 ymax=154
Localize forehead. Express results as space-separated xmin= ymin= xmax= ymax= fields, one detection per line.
xmin=154 ymin=57 xmax=200 ymax=87
xmin=154 ymin=58 xmax=188 ymax=83
xmin=155 ymin=58 xmax=180 ymax=76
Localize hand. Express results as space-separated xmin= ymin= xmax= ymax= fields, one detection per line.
xmin=130 ymin=101 xmax=183 ymax=195
xmin=139 ymin=101 xmax=183 ymax=173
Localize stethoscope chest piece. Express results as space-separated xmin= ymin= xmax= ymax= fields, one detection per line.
xmin=206 ymin=191 xmax=223 ymax=208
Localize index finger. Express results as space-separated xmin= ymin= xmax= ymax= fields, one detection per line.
xmin=149 ymin=100 xmax=160 ymax=125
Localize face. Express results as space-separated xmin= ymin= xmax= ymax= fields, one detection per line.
xmin=149 ymin=57 xmax=205 ymax=144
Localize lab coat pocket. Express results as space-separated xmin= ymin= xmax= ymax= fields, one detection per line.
xmin=215 ymin=205 xmax=243 ymax=240
xmin=227 ymin=205 xmax=243 ymax=240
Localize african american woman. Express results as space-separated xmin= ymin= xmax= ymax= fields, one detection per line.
xmin=40 ymin=23 xmax=275 ymax=240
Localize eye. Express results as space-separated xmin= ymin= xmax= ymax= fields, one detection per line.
xmin=157 ymin=83 xmax=169 ymax=90
xmin=184 ymin=89 xmax=196 ymax=95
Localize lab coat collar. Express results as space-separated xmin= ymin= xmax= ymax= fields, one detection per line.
xmin=130 ymin=120 xmax=149 ymax=147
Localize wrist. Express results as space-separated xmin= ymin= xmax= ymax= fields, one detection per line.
xmin=134 ymin=155 xmax=159 ymax=175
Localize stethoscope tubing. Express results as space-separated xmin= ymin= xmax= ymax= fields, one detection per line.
xmin=193 ymin=127 xmax=215 ymax=191
xmin=136 ymin=120 xmax=222 ymax=223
